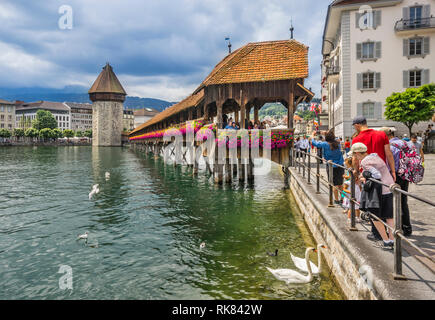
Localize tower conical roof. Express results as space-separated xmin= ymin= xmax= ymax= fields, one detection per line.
xmin=89 ymin=63 xmax=126 ymax=95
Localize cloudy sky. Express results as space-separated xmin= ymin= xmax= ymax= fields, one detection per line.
xmin=0 ymin=0 xmax=329 ymax=101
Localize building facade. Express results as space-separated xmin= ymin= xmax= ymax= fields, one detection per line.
xmin=15 ymin=101 xmax=71 ymax=130
xmin=64 ymin=102 xmax=93 ymax=131
xmin=133 ymin=108 xmax=160 ymax=129
xmin=123 ymin=109 xmax=135 ymax=132
xmin=0 ymin=99 xmax=15 ymax=130
xmin=322 ymin=0 xmax=435 ymax=138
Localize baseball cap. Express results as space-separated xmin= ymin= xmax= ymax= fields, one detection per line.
xmin=379 ymin=127 xmax=396 ymax=136
xmin=352 ymin=116 xmax=366 ymax=125
xmin=351 ymin=142 xmax=368 ymax=153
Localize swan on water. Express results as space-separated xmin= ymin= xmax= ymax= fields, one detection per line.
xmin=266 ymin=247 xmax=316 ymax=284
xmin=291 ymin=244 xmax=327 ymax=275
xmin=77 ymin=232 xmax=88 ymax=240
xmin=105 ymin=172 xmax=110 ymax=180
xmin=89 ymin=184 xmax=100 ymax=200
xmin=199 ymin=242 xmax=206 ymax=249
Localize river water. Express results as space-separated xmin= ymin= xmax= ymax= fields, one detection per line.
xmin=0 ymin=146 xmax=343 ymax=299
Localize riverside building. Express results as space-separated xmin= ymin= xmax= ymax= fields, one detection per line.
xmin=15 ymin=101 xmax=71 ymax=130
xmin=0 ymin=99 xmax=15 ymax=130
xmin=322 ymin=0 xmax=435 ymax=138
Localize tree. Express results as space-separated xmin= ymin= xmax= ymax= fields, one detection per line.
xmin=13 ymin=128 xmax=25 ymax=141
xmin=51 ymin=128 xmax=62 ymax=139
xmin=39 ymin=128 xmax=53 ymax=141
xmin=75 ymin=130 xmax=83 ymax=138
xmin=385 ymin=83 xmax=435 ymax=135
xmin=25 ymin=127 xmax=39 ymax=139
xmin=0 ymin=129 xmax=12 ymax=138
xmin=63 ymin=129 xmax=74 ymax=138
xmin=84 ymin=129 xmax=92 ymax=138
xmin=32 ymin=110 xmax=58 ymax=130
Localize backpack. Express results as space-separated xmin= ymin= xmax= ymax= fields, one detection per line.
xmin=391 ymin=141 xmax=424 ymax=183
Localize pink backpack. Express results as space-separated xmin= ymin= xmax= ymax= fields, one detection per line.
xmin=391 ymin=141 xmax=424 ymax=183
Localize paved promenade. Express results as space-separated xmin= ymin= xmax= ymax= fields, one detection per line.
xmin=290 ymin=152 xmax=435 ymax=299
xmin=406 ymin=154 xmax=435 ymax=270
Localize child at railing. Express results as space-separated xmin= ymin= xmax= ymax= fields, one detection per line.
xmin=342 ymin=156 xmax=361 ymax=222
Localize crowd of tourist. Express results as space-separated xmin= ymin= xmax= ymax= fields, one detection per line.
xmin=222 ymin=114 xmax=270 ymax=130
xmin=298 ymin=116 xmax=426 ymax=251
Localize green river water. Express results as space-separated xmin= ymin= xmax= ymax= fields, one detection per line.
xmin=0 ymin=146 xmax=343 ymax=299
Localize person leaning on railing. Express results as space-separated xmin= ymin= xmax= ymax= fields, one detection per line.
xmin=310 ymin=130 xmax=345 ymax=204
xmin=352 ymin=142 xmax=395 ymax=251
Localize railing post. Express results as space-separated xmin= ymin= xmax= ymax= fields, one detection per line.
xmin=349 ymin=170 xmax=358 ymax=231
xmin=302 ymin=151 xmax=306 ymax=179
xmin=307 ymin=151 xmax=311 ymax=185
xmin=392 ymin=184 xmax=407 ymax=280
xmin=298 ymin=150 xmax=301 ymax=174
xmin=316 ymin=156 xmax=320 ymax=194
xmin=327 ymin=160 xmax=334 ymax=207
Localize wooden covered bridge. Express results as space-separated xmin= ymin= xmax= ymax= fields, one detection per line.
xmin=129 ymin=39 xmax=314 ymax=184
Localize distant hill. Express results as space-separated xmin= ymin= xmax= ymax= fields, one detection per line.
xmin=0 ymin=86 xmax=176 ymax=112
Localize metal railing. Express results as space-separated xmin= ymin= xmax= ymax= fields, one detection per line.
xmin=290 ymin=149 xmax=435 ymax=280
xmin=395 ymin=17 xmax=435 ymax=32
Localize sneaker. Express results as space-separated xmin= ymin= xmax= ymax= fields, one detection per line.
xmin=376 ymin=241 xmax=394 ymax=251
xmin=367 ymin=233 xmax=382 ymax=242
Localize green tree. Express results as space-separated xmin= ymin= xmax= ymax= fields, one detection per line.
xmin=75 ymin=130 xmax=83 ymax=138
xmin=51 ymin=128 xmax=62 ymax=139
xmin=84 ymin=129 xmax=92 ymax=138
xmin=32 ymin=110 xmax=58 ymax=130
xmin=25 ymin=127 xmax=39 ymax=138
xmin=0 ymin=129 xmax=12 ymax=138
xmin=63 ymin=129 xmax=74 ymax=138
xmin=39 ymin=128 xmax=53 ymax=141
xmin=13 ymin=128 xmax=25 ymax=141
xmin=385 ymin=83 xmax=435 ymax=135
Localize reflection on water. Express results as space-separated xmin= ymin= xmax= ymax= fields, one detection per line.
xmin=0 ymin=146 xmax=343 ymax=299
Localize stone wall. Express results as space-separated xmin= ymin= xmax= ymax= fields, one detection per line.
xmin=289 ymin=167 xmax=384 ymax=300
xmin=92 ymin=101 xmax=123 ymax=147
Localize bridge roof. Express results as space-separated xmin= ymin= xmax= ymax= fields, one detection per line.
xmin=130 ymin=89 xmax=204 ymax=135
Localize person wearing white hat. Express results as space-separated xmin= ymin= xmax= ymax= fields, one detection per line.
xmin=352 ymin=142 xmax=395 ymax=250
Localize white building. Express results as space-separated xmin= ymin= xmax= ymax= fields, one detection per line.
xmin=322 ymin=0 xmax=435 ymax=138
xmin=64 ymin=102 xmax=93 ymax=131
xmin=0 ymin=99 xmax=15 ymax=130
xmin=133 ymin=108 xmax=160 ymax=128
xmin=16 ymin=101 xmax=71 ymax=130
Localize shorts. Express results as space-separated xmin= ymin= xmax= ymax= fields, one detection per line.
xmin=326 ymin=165 xmax=344 ymax=186
xmin=368 ymin=193 xmax=393 ymax=220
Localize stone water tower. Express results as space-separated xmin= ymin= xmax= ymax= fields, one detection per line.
xmin=89 ymin=63 xmax=127 ymax=146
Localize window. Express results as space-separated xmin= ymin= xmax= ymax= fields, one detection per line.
xmin=362 ymin=42 xmax=375 ymax=59
xmin=0 ymin=106 xmax=4 ymax=112
xmin=8 ymin=124 xmax=12 ymax=129
xmin=410 ymin=6 xmax=422 ymax=24
xmin=409 ymin=70 xmax=422 ymax=87
xmin=0 ymin=124 xmax=4 ymax=128
xmin=8 ymin=115 xmax=12 ymax=121
xmin=409 ymin=38 xmax=422 ymax=55
xmin=363 ymin=73 xmax=374 ymax=89
xmin=7 ymin=106 xmax=11 ymax=113
xmin=0 ymin=115 xmax=4 ymax=120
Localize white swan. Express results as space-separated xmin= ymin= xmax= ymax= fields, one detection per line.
xmin=266 ymin=247 xmax=316 ymax=284
xmin=291 ymin=244 xmax=327 ymax=275
xmin=77 ymin=232 xmax=88 ymax=240
xmin=105 ymin=172 xmax=110 ymax=180
xmin=89 ymin=184 xmax=100 ymax=200
xmin=199 ymin=242 xmax=206 ymax=249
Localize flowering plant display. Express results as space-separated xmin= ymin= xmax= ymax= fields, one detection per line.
xmin=130 ymin=121 xmax=293 ymax=150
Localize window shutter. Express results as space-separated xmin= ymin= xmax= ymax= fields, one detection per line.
xmin=423 ymin=69 xmax=430 ymax=85
xmin=355 ymin=12 xmax=361 ymax=28
xmin=403 ymin=7 xmax=410 ymax=20
xmin=423 ymin=5 xmax=431 ymax=19
xmin=375 ymin=42 xmax=382 ymax=59
xmin=403 ymin=39 xmax=409 ymax=56
xmin=375 ymin=73 xmax=381 ymax=89
xmin=356 ymin=43 xmax=362 ymax=59
xmin=374 ymin=11 xmax=381 ymax=28
xmin=403 ymin=70 xmax=409 ymax=88
xmin=357 ymin=103 xmax=363 ymax=116
xmin=423 ymin=37 xmax=430 ymax=55
xmin=357 ymin=73 xmax=363 ymax=90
